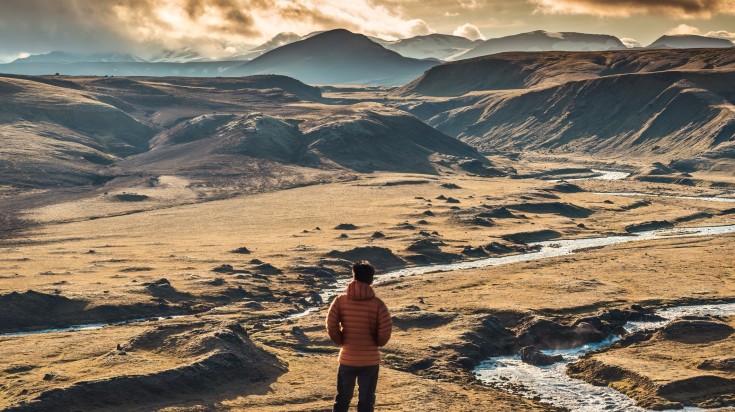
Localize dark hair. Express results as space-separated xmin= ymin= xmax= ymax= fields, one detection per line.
xmin=352 ymin=260 xmax=375 ymax=284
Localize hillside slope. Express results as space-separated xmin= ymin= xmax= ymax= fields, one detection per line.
xmin=398 ymin=48 xmax=735 ymax=97
xmin=0 ymin=76 xmax=155 ymax=187
xmin=426 ymin=70 xmax=735 ymax=164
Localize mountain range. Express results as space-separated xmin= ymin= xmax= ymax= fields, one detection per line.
xmin=1 ymin=29 xmax=732 ymax=86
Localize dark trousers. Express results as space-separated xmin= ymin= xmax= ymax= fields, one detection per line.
xmin=333 ymin=364 xmax=379 ymax=412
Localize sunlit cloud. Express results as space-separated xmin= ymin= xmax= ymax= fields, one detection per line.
xmin=0 ymin=0 xmax=436 ymax=58
xmin=453 ymin=23 xmax=486 ymax=40
xmin=666 ymin=23 xmax=701 ymax=35
xmin=705 ymin=30 xmax=735 ymax=40
xmin=531 ymin=0 xmax=735 ymax=19
xmin=620 ymin=37 xmax=642 ymax=47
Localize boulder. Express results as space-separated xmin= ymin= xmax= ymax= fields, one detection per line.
xmin=519 ymin=345 xmax=564 ymax=366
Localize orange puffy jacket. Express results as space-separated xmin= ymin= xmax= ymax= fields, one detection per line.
xmin=326 ymin=280 xmax=392 ymax=367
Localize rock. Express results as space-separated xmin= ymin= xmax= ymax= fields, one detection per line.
xmin=254 ymin=263 xmax=283 ymax=275
xmin=519 ymin=346 xmax=564 ymax=366
xmin=461 ymin=246 xmax=488 ymax=257
xmin=231 ymin=247 xmax=251 ymax=254
xmin=457 ymin=357 xmax=475 ymax=369
xmin=212 ymin=264 xmax=235 ymax=273
xmin=371 ymin=231 xmax=386 ymax=238
xmin=553 ymin=182 xmax=585 ymax=193
xmin=625 ymin=220 xmax=674 ymax=233
xmin=441 ymin=183 xmax=461 ymax=189
xmin=143 ymin=278 xmax=171 ymax=288
xmin=446 ymin=197 xmax=460 ymax=203
xmin=339 ymin=233 xmax=349 ymax=238
xmin=436 ymin=195 xmax=447 ymax=200
xmin=335 ymin=223 xmax=358 ymax=230
xmin=423 ymin=210 xmax=435 ymax=216
xmin=471 ymin=217 xmax=495 ymax=227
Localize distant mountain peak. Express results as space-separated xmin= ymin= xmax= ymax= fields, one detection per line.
xmin=647 ymin=34 xmax=734 ymax=49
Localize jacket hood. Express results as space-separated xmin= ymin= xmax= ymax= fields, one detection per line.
xmin=346 ymin=280 xmax=375 ymax=301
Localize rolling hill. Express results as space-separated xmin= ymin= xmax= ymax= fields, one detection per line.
xmin=120 ymin=105 xmax=487 ymax=176
xmin=0 ymin=76 xmax=155 ymax=187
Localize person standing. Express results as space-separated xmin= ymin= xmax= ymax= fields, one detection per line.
xmin=326 ymin=260 xmax=393 ymax=412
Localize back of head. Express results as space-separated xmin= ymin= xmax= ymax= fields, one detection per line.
xmin=352 ymin=260 xmax=375 ymax=285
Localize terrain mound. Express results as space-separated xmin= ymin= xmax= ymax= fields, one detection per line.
xmin=9 ymin=322 xmax=285 ymax=411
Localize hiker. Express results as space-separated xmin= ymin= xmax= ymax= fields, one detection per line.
xmin=326 ymin=260 xmax=393 ymax=412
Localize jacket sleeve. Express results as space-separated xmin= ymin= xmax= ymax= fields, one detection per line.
xmin=326 ymin=296 xmax=343 ymax=346
xmin=375 ymin=299 xmax=392 ymax=347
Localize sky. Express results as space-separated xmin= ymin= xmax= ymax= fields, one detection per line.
xmin=0 ymin=0 xmax=733 ymax=61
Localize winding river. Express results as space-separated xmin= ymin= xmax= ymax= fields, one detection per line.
xmin=474 ymin=302 xmax=735 ymax=412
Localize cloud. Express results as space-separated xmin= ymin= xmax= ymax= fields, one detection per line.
xmin=458 ymin=0 xmax=484 ymax=9
xmin=453 ymin=23 xmax=486 ymax=40
xmin=666 ymin=24 xmax=701 ymax=35
xmin=620 ymin=37 xmax=642 ymax=47
xmin=705 ymin=30 xmax=735 ymax=41
xmin=0 ymin=0 xmax=436 ymax=58
xmin=530 ymin=0 xmax=735 ymax=19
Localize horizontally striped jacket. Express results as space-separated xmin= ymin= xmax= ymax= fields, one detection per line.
xmin=326 ymin=280 xmax=392 ymax=366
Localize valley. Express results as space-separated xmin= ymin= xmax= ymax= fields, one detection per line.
xmin=1 ymin=43 xmax=734 ymax=411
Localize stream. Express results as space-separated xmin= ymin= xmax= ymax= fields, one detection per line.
xmin=474 ymin=302 xmax=735 ymax=412
xmin=596 ymin=192 xmax=735 ymax=204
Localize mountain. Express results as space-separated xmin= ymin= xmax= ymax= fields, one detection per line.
xmin=12 ymin=51 xmax=144 ymax=63
xmin=453 ymin=30 xmax=626 ymax=60
xmin=234 ymin=33 xmax=302 ymax=60
xmin=379 ymin=34 xmax=479 ymax=60
xmin=227 ymin=29 xmax=439 ymax=85
xmin=647 ymin=35 xmax=734 ymax=49
xmin=398 ymin=48 xmax=735 ymax=97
